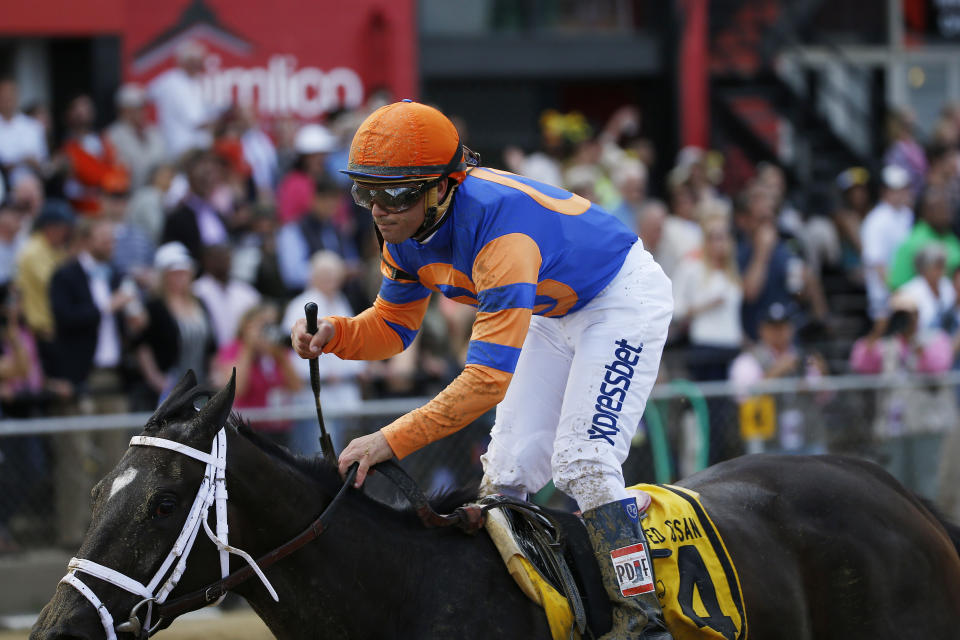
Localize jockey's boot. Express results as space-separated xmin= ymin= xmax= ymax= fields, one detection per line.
xmin=583 ymin=497 xmax=673 ymax=640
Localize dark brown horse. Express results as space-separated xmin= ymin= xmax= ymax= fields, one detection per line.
xmin=31 ymin=373 xmax=960 ymax=639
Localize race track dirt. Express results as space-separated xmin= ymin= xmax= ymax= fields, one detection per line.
xmin=0 ymin=610 xmax=274 ymax=640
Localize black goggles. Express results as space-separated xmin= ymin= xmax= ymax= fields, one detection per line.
xmin=351 ymin=181 xmax=433 ymax=214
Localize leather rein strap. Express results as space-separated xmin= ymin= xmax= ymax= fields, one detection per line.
xmin=153 ymin=464 xmax=358 ymax=622
xmin=153 ymin=460 xmax=481 ymax=624
xmin=374 ymin=459 xmax=485 ymax=532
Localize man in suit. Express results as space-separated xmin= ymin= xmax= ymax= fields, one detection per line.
xmin=162 ymin=149 xmax=228 ymax=264
xmin=48 ymin=218 xmax=140 ymax=546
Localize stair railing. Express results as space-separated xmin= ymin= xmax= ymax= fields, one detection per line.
xmin=762 ymin=0 xmax=877 ymax=161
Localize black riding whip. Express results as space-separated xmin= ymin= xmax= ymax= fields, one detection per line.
xmin=304 ymin=302 xmax=337 ymax=465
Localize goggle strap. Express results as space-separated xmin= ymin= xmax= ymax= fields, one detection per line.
xmin=412 ymin=181 xmax=459 ymax=243
xmin=374 ymin=226 xmax=418 ymax=282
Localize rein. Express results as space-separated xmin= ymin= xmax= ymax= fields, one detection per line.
xmin=156 ymin=461 xmax=482 ymax=622
xmin=153 ymin=464 xmax=358 ymax=622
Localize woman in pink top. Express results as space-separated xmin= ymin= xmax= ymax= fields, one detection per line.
xmin=850 ymin=291 xmax=955 ymax=439
xmin=214 ymin=303 xmax=302 ymax=443
xmin=275 ymin=124 xmax=338 ymax=224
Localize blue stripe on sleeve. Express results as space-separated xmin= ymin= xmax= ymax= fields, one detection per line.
xmin=435 ymin=284 xmax=479 ymax=304
xmin=466 ymin=340 xmax=523 ymax=373
xmin=379 ymin=277 xmax=431 ymax=305
xmin=385 ymin=320 xmax=419 ymax=350
xmin=477 ymin=283 xmax=537 ymax=313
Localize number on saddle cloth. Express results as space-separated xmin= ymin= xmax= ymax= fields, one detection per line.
xmin=630 ymin=484 xmax=748 ymax=640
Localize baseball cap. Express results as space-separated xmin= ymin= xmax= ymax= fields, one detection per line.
xmin=116 ymin=83 xmax=147 ymax=109
xmin=761 ymin=302 xmax=794 ymax=324
xmin=836 ymin=167 xmax=869 ymax=191
xmin=35 ymin=199 xmax=76 ymax=228
xmin=888 ymin=290 xmax=919 ymax=313
xmin=294 ymin=124 xmax=338 ymax=155
xmin=882 ymin=165 xmax=910 ymax=190
xmin=154 ymin=242 xmax=195 ymax=273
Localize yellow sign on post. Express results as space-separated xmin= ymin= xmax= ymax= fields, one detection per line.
xmin=739 ymin=395 xmax=776 ymax=440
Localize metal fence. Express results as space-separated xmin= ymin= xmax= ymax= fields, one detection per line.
xmin=2 ymin=372 xmax=959 ymax=554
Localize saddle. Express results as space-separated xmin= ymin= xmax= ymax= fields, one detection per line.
xmin=478 ymin=486 xmax=749 ymax=640
xmin=478 ymin=496 xmax=612 ymax=640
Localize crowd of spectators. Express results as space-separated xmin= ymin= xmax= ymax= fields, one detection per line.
xmin=6 ymin=39 xmax=960 ymax=544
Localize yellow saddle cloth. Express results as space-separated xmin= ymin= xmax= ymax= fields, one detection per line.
xmin=491 ymin=484 xmax=748 ymax=640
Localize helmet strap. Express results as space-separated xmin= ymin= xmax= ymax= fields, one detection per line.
xmin=412 ymin=179 xmax=458 ymax=243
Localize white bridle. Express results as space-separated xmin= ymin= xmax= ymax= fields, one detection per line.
xmin=59 ymin=428 xmax=278 ymax=640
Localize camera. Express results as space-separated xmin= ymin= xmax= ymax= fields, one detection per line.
xmin=261 ymin=324 xmax=292 ymax=348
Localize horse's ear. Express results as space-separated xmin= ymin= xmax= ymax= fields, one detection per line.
xmin=194 ymin=369 xmax=236 ymax=437
xmin=151 ymin=370 xmax=198 ymax=418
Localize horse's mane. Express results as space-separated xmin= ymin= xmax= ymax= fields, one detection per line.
xmin=230 ymin=415 xmax=479 ymax=518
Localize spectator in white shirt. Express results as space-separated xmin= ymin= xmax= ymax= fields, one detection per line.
xmin=148 ymin=41 xmax=215 ymax=160
xmin=192 ymin=243 xmax=261 ymax=347
xmin=236 ymin=105 xmax=278 ymax=201
xmin=673 ymin=212 xmax=743 ymax=381
xmin=897 ymin=243 xmax=956 ymax=331
xmin=106 ymin=84 xmax=166 ymax=190
xmin=0 ymin=78 xmax=47 ymax=175
xmin=861 ymin=165 xmax=915 ymax=319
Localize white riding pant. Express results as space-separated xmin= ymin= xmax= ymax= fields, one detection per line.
xmin=480 ymin=241 xmax=673 ymax=512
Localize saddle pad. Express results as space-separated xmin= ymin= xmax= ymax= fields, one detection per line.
xmin=485 ymin=507 xmax=577 ymax=640
xmin=492 ymin=486 xmax=747 ymax=640
xmin=628 ymin=483 xmax=748 ymax=640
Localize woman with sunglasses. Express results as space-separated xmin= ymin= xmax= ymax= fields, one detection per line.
xmin=291 ymin=100 xmax=673 ymax=640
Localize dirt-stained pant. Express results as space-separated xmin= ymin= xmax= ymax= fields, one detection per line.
xmin=480 ymin=242 xmax=673 ymax=512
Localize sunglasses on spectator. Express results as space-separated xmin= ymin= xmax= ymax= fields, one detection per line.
xmin=351 ymin=181 xmax=433 ymax=214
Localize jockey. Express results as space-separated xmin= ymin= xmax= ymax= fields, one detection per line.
xmin=291 ymin=100 xmax=674 ymax=640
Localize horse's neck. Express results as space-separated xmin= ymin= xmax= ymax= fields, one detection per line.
xmin=223 ymin=437 xmax=548 ymax=639
xmin=221 ymin=438 xmax=409 ymax=638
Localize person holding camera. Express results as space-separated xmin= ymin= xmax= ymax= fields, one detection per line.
xmin=214 ymin=302 xmax=302 ymax=444
xmin=850 ymin=290 xmax=955 ymax=438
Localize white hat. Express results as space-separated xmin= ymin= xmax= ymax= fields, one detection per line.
xmin=154 ymin=242 xmax=195 ymax=273
xmin=882 ymin=165 xmax=910 ymax=190
xmin=676 ymin=146 xmax=705 ymax=168
xmin=294 ymin=124 xmax=338 ymax=155
xmin=116 ymin=83 xmax=147 ymax=108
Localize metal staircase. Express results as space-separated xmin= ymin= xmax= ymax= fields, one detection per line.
xmin=708 ymin=0 xmax=880 ymax=361
xmin=709 ymin=0 xmax=883 ymax=210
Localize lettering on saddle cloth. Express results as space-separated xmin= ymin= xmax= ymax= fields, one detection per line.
xmin=633 ymin=485 xmax=748 ymax=640
xmin=589 ymin=339 xmax=643 ymax=446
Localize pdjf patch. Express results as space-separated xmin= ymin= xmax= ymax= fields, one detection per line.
xmin=610 ymin=543 xmax=655 ymax=596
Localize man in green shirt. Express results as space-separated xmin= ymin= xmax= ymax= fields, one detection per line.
xmin=888 ymin=186 xmax=960 ymax=289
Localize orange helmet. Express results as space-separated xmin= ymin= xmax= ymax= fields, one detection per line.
xmin=343 ymin=100 xmax=474 ymax=184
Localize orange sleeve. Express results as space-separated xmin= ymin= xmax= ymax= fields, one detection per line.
xmin=381 ymin=364 xmax=512 ymax=459
xmin=322 ymin=294 xmax=430 ymax=361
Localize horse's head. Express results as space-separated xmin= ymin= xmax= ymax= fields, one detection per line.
xmin=31 ymin=370 xmax=237 ymax=640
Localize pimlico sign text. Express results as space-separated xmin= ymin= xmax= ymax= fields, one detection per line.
xmin=124 ymin=0 xmax=415 ymax=119
xmin=199 ymin=55 xmax=364 ymax=118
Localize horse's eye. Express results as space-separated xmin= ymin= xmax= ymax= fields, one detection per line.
xmin=153 ymin=496 xmax=178 ymax=519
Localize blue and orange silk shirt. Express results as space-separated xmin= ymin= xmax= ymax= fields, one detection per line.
xmin=322 ymin=168 xmax=638 ymax=457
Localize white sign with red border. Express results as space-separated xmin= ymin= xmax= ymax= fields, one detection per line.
xmin=611 ymin=543 xmax=654 ymax=597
